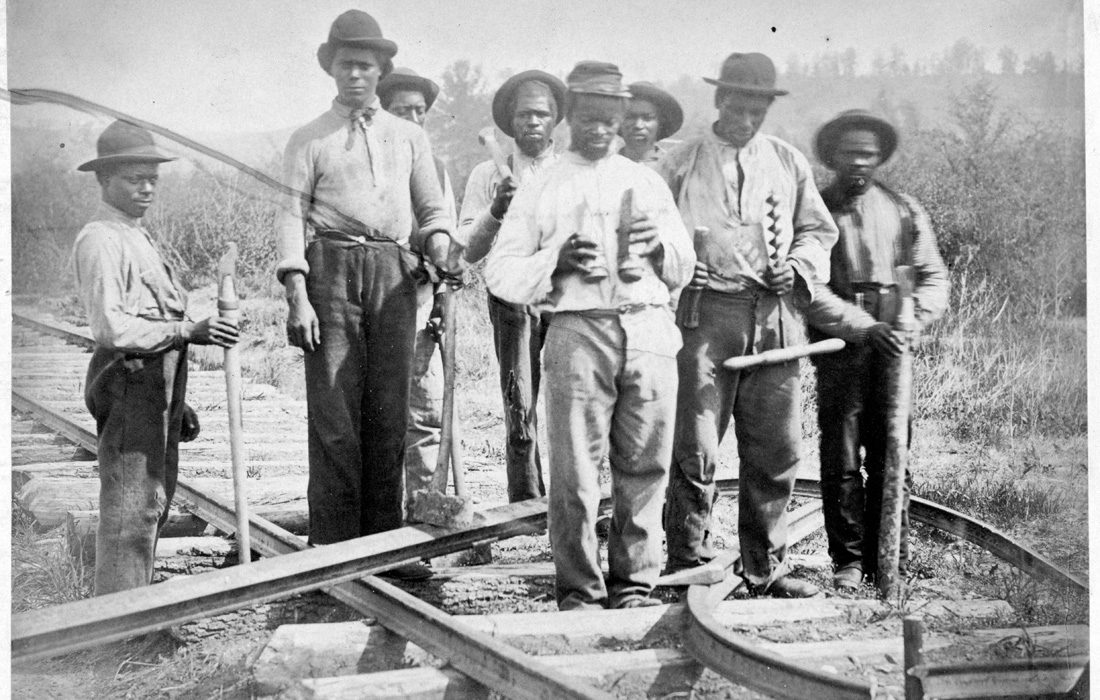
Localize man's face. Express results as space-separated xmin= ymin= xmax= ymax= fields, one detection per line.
xmin=715 ymin=91 xmax=773 ymax=148
xmin=101 ymin=162 xmax=159 ymax=219
xmin=386 ymin=89 xmax=428 ymax=126
xmin=331 ymin=46 xmax=383 ymax=109
xmin=511 ymin=83 xmax=557 ymax=158
xmin=621 ymin=98 xmax=660 ymax=158
xmin=832 ymin=129 xmax=882 ymax=194
xmin=568 ymin=94 xmax=625 ymax=161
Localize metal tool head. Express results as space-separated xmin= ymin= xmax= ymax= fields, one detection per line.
xmin=217 ymin=242 xmax=239 ymax=280
xmin=477 ymin=126 xmax=497 ymax=147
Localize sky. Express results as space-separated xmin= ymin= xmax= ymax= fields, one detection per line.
xmin=4 ymin=0 xmax=1090 ymax=135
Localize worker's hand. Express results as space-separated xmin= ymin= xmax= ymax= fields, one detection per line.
xmin=866 ymin=322 xmax=903 ymax=356
xmin=557 ymin=234 xmax=602 ymax=275
xmin=426 ymin=232 xmax=466 ymax=281
xmin=689 ymin=261 xmax=711 ymax=288
xmin=180 ymin=403 xmax=201 ymax=442
xmin=489 ymin=175 xmax=519 ymax=220
xmin=187 ymin=316 xmax=240 ymax=348
xmin=763 ymin=261 xmax=794 ymax=296
xmin=285 ymin=290 xmax=321 ymax=352
xmin=627 ymin=214 xmax=663 ymax=258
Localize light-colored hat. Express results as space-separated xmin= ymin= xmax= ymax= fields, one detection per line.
xmin=77 ymin=120 xmax=175 ymax=172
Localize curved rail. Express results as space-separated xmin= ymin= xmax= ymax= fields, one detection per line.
xmin=687 ymin=478 xmax=1087 ymax=699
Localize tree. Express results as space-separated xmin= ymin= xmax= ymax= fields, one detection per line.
xmin=1022 ymin=50 xmax=1057 ymax=75
xmin=785 ymin=53 xmax=804 ymax=77
xmin=427 ymin=60 xmax=495 ymax=205
xmin=938 ymin=38 xmax=986 ymax=75
xmin=888 ymin=46 xmax=909 ymax=76
xmin=998 ymin=46 xmax=1018 ymax=75
xmin=840 ymin=48 xmax=858 ymax=78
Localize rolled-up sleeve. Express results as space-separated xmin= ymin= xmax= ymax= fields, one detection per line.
xmin=456 ymin=161 xmax=502 ymax=263
xmin=408 ymin=129 xmax=454 ymax=253
xmin=74 ymin=227 xmax=186 ymax=352
xmin=786 ymin=151 xmax=838 ymax=298
xmin=274 ymin=132 xmax=315 ymax=284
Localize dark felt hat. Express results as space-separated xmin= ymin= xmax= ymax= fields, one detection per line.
xmin=565 ymin=61 xmax=632 ymax=98
xmin=491 ymin=69 xmax=567 ymax=138
xmin=703 ymin=52 xmax=788 ymax=97
xmin=317 ymin=10 xmax=398 ymax=75
xmin=814 ymin=109 xmax=899 ymax=167
xmin=77 ymin=120 xmax=176 ymax=172
xmin=377 ymin=67 xmax=440 ymax=110
xmin=627 ymin=82 xmax=684 ymax=141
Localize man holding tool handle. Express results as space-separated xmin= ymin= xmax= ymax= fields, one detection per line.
xmin=658 ymin=52 xmax=837 ymax=598
xmin=807 ymin=110 xmax=949 ymax=593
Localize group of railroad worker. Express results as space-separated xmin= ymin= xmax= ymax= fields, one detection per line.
xmin=72 ymin=9 xmax=948 ymax=608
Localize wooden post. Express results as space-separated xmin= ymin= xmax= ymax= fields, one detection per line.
xmin=903 ymin=615 xmax=924 ymax=700
xmin=878 ymin=266 xmax=915 ymax=597
xmin=218 ymin=243 xmax=251 ymax=564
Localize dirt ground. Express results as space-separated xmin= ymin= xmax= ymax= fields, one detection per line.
xmin=10 ymin=295 xmax=1088 ymax=699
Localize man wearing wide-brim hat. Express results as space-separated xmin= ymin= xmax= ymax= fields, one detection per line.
xmin=619 ymin=81 xmax=683 ymax=165
xmin=486 ymin=61 xmax=695 ymax=610
xmin=73 ymin=120 xmax=240 ymax=595
xmin=457 ymin=68 xmax=566 ymax=504
xmin=377 ymin=65 xmax=459 ymax=504
xmin=274 ymin=9 xmax=461 ymax=579
xmin=806 ymin=109 xmax=949 ymax=592
xmin=658 ymin=52 xmax=838 ymax=598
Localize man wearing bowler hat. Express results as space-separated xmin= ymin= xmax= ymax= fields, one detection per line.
xmin=275 ymin=10 xmax=461 ymax=579
xmin=73 ymin=120 xmax=240 ymax=595
xmin=457 ymin=69 xmax=566 ymax=503
xmin=377 ymin=66 xmax=458 ymax=501
xmin=807 ymin=110 xmax=949 ymax=591
xmin=619 ymin=81 xmax=683 ymax=166
xmin=486 ymin=62 xmax=695 ymax=610
xmin=659 ymin=52 xmax=837 ymax=598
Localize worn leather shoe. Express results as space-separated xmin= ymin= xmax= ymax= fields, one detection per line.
xmin=613 ymin=596 xmax=663 ymax=609
xmin=764 ymin=575 xmax=821 ymax=598
xmin=379 ymin=562 xmax=433 ymax=582
xmin=833 ymin=565 xmax=863 ymax=591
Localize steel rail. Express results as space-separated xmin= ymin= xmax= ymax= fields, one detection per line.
xmin=684 ymin=479 xmax=1088 ymax=699
xmin=13 ymin=311 xmax=97 ymax=348
xmin=11 ymin=321 xmax=612 ymax=699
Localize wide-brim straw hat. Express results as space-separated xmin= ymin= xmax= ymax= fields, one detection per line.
xmin=814 ymin=109 xmax=899 ymax=167
xmin=77 ymin=120 xmax=176 ymax=172
xmin=627 ymin=82 xmax=684 ymax=141
xmin=317 ymin=9 xmax=398 ymax=75
xmin=491 ymin=69 xmax=567 ymax=138
xmin=377 ymin=67 xmax=440 ymax=110
xmin=703 ymin=52 xmax=788 ymax=97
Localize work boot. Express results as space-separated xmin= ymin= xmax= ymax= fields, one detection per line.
xmin=612 ymin=596 xmax=663 ymax=609
xmin=833 ymin=564 xmax=863 ymax=592
xmin=760 ymin=575 xmax=821 ymax=599
xmin=379 ymin=561 xmax=433 ymax=582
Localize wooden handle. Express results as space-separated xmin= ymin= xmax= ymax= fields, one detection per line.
xmin=434 ymin=285 xmax=466 ymax=498
xmin=218 ymin=243 xmax=251 ymax=565
xmin=722 ymin=338 xmax=846 ymax=371
xmin=478 ymin=126 xmax=513 ymax=180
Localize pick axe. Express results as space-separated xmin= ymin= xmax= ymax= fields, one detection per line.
xmin=478 ymin=126 xmax=513 ymax=180
xmin=217 ymin=243 xmax=251 ymax=564
xmin=877 ymin=266 xmax=915 ymax=598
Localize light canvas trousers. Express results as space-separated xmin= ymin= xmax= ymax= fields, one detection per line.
xmin=543 ymin=309 xmax=677 ymax=610
xmin=666 ymin=290 xmax=802 ymax=590
xmin=85 ymin=347 xmax=187 ymax=596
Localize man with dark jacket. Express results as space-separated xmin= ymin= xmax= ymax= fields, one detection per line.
xmin=808 ymin=110 xmax=949 ymax=591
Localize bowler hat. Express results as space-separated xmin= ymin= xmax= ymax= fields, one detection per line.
xmin=703 ymin=52 xmax=788 ymax=97
xmin=492 ymin=69 xmax=567 ymax=138
xmin=627 ymin=82 xmax=684 ymax=141
xmin=814 ymin=109 xmax=899 ymax=167
xmin=565 ymin=61 xmax=632 ymax=98
xmin=77 ymin=120 xmax=176 ymax=172
xmin=317 ymin=9 xmax=398 ymax=75
xmin=377 ymin=67 xmax=440 ymax=111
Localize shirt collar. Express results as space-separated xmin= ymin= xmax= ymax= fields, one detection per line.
xmin=330 ymin=95 xmax=382 ymax=119
xmin=708 ymin=123 xmax=761 ymax=152
xmin=564 ymin=148 xmax=616 ymax=166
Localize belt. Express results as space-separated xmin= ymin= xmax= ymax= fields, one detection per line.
xmin=314 ymin=228 xmax=408 ymax=248
xmin=556 ymin=303 xmax=659 ymax=318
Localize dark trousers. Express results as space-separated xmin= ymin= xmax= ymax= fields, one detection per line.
xmin=487 ymin=293 xmax=546 ymax=502
xmin=814 ymin=289 xmax=913 ymax=575
xmin=85 ymin=347 xmax=187 ymax=596
xmin=666 ymin=290 xmax=803 ymax=589
xmin=304 ymin=238 xmax=419 ymax=544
